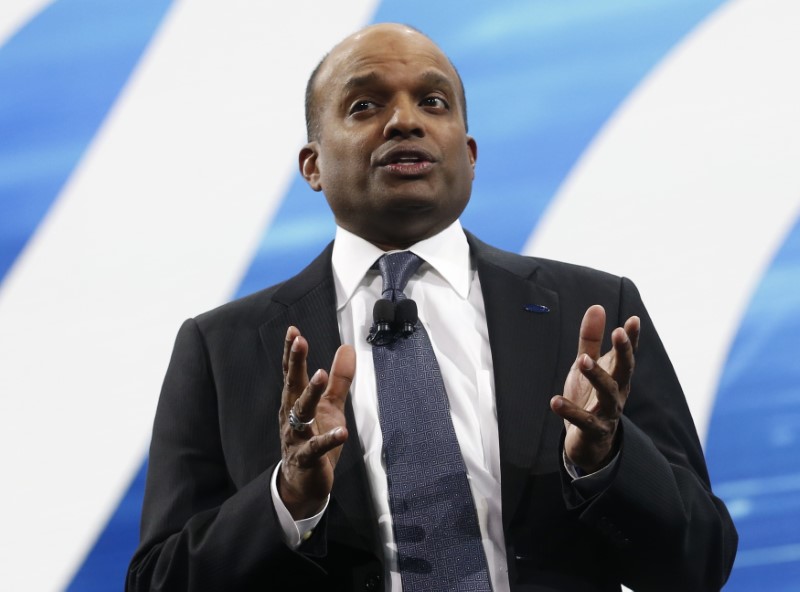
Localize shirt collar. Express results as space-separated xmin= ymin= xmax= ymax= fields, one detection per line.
xmin=331 ymin=220 xmax=472 ymax=310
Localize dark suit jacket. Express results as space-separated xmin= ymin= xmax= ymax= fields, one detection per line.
xmin=127 ymin=232 xmax=737 ymax=591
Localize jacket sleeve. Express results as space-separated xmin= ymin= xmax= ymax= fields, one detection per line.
xmin=563 ymin=277 xmax=738 ymax=591
xmin=125 ymin=319 xmax=327 ymax=591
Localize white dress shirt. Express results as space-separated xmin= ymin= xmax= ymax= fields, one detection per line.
xmin=272 ymin=220 xmax=510 ymax=591
xmin=269 ymin=221 xmax=616 ymax=590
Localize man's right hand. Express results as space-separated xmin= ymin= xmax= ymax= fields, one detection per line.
xmin=278 ymin=326 xmax=355 ymax=519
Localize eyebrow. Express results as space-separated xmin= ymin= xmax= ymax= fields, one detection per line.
xmin=342 ymin=71 xmax=382 ymax=94
xmin=342 ymin=70 xmax=456 ymax=96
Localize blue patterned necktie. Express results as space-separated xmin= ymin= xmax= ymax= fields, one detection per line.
xmin=371 ymin=251 xmax=493 ymax=591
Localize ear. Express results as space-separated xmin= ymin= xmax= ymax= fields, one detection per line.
xmin=466 ymin=135 xmax=478 ymax=178
xmin=299 ymin=142 xmax=322 ymax=191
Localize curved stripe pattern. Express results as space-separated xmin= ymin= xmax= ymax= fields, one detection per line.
xmin=76 ymin=1 xmax=730 ymax=589
xmin=3 ymin=1 xmax=798 ymax=590
xmin=0 ymin=0 xmax=174 ymax=281
xmin=0 ymin=0 xmax=53 ymax=47
xmin=238 ymin=0 xmax=726 ymax=290
xmin=525 ymin=3 xmax=800 ymax=586
xmin=706 ymin=214 xmax=800 ymax=591
xmin=1 ymin=1 xmax=376 ymax=590
xmin=0 ymin=2 xmax=175 ymax=590
xmin=525 ymin=0 xmax=800 ymax=444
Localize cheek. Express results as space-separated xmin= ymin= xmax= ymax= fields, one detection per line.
xmin=316 ymin=149 xmax=343 ymax=185
xmin=449 ymin=149 xmax=476 ymax=183
xmin=320 ymin=139 xmax=363 ymax=172
xmin=316 ymin=152 xmax=363 ymax=201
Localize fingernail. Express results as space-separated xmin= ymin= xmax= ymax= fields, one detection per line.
xmin=310 ymin=369 xmax=323 ymax=384
xmin=333 ymin=427 xmax=344 ymax=437
xmin=291 ymin=336 xmax=301 ymax=352
xmin=582 ymin=355 xmax=595 ymax=370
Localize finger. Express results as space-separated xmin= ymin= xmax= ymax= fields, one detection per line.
xmin=323 ymin=345 xmax=355 ymax=408
xmin=578 ymin=354 xmax=625 ymax=418
xmin=293 ymin=368 xmax=327 ymax=424
xmin=624 ymin=315 xmax=640 ymax=353
xmin=610 ymin=326 xmax=635 ymax=390
xmin=550 ymin=394 xmax=616 ymax=439
xmin=294 ymin=426 xmax=349 ymax=467
xmin=282 ymin=326 xmax=301 ymax=377
xmin=282 ymin=334 xmax=309 ymax=411
xmin=577 ymin=305 xmax=606 ymax=360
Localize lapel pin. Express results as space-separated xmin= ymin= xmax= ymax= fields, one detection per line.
xmin=524 ymin=304 xmax=550 ymax=313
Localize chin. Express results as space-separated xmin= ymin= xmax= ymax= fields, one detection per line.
xmin=375 ymin=215 xmax=453 ymax=249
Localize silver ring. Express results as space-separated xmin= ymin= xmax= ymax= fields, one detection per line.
xmin=288 ymin=405 xmax=315 ymax=432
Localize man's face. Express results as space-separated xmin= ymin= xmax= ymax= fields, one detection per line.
xmin=300 ymin=24 xmax=477 ymax=250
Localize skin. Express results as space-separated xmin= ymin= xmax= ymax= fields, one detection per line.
xmin=279 ymin=24 xmax=640 ymax=518
xmin=551 ymin=305 xmax=640 ymax=473
xmin=278 ymin=327 xmax=354 ymax=518
xmin=298 ymin=24 xmax=477 ymax=251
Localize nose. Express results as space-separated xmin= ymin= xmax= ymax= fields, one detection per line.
xmin=383 ymin=96 xmax=424 ymax=139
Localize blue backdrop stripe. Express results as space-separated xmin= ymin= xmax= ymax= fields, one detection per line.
xmin=0 ymin=0 xmax=174 ymax=283
xmin=706 ymin=213 xmax=800 ymax=590
xmin=235 ymin=0 xmax=726 ymax=295
xmin=0 ymin=1 xmax=176 ymax=589
xmin=62 ymin=2 xmax=793 ymax=591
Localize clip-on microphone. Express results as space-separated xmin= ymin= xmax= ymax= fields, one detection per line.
xmin=367 ymin=298 xmax=419 ymax=346
xmin=367 ymin=299 xmax=396 ymax=346
xmin=394 ymin=299 xmax=418 ymax=337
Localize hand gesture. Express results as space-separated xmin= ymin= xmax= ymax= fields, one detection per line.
xmin=277 ymin=326 xmax=355 ymax=518
xmin=550 ymin=305 xmax=640 ymax=474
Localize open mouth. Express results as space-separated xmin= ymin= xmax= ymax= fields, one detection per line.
xmin=377 ymin=148 xmax=436 ymax=176
xmin=383 ymin=159 xmax=433 ymax=175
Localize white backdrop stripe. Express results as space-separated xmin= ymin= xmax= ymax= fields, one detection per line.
xmin=525 ymin=0 xmax=800 ymax=442
xmin=0 ymin=2 xmax=378 ymax=589
xmin=0 ymin=0 xmax=53 ymax=47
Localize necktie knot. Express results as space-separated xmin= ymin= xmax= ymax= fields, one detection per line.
xmin=378 ymin=252 xmax=423 ymax=302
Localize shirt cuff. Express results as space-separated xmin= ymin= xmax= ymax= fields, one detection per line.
xmin=563 ymin=449 xmax=619 ymax=494
xmin=270 ymin=461 xmax=329 ymax=549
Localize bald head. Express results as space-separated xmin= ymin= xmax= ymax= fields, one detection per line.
xmin=297 ymin=21 xmax=477 ymax=250
xmin=304 ymin=24 xmax=468 ymax=141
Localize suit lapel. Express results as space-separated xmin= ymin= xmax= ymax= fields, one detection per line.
xmin=258 ymin=235 xmax=565 ymax=547
xmin=469 ymin=234 xmax=562 ymax=531
xmin=257 ymin=244 xmax=380 ymax=554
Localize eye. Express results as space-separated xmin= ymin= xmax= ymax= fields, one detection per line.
xmin=420 ymin=96 xmax=449 ymax=110
xmin=349 ymin=100 xmax=378 ymax=114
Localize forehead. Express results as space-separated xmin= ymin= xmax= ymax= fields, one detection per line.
xmin=318 ymin=27 xmax=459 ymax=98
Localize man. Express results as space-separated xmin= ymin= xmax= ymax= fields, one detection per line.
xmin=127 ymin=23 xmax=737 ymax=591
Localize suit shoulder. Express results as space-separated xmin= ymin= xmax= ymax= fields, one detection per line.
xmin=192 ymin=281 xmax=286 ymax=333
xmin=528 ymin=256 xmax=624 ymax=292
xmin=467 ymin=231 xmax=625 ymax=291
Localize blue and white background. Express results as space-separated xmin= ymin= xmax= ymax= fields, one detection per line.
xmin=1 ymin=1 xmax=798 ymax=590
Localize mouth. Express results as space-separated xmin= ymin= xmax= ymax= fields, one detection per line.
xmin=375 ymin=147 xmax=436 ymax=176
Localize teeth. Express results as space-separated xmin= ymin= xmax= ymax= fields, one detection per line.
xmin=397 ymin=156 xmax=420 ymax=163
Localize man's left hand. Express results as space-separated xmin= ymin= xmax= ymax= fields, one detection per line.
xmin=550 ymin=305 xmax=640 ymax=474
